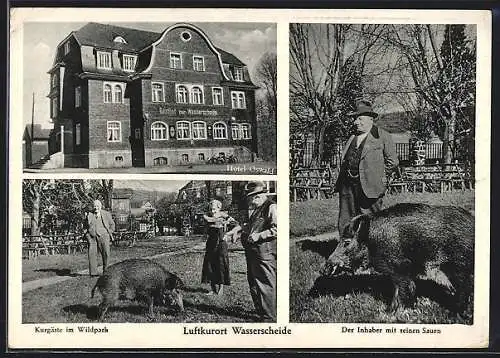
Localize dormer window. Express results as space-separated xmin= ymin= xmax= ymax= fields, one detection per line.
xmin=122 ymin=54 xmax=137 ymax=72
xmin=234 ymin=67 xmax=244 ymax=82
xmin=113 ymin=36 xmax=127 ymax=44
xmin=97 ymin=51 xmax=112 ymax=69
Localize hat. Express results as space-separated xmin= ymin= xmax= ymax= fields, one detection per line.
xmin=245 ymin=181 xmax=268 ymax=197
xmin=349 ymin=99 xmax=378 ymax=119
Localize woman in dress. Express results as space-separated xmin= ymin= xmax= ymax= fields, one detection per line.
xmin=201 ymin=199 xmax=235 ymax=296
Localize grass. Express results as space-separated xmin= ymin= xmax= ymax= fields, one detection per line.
xmin=290 ymin=191 xmax=475 ymax=324
xmin=22 ymin=235 xmax=206 ymax=282
xmin=23 ymin=240 xmax=262 ymax=323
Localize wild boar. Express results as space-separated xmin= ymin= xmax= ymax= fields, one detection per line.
xmin=91 ymin=259 xmax=184 ymax=319
xmin=320 ymin=203 xmax=474 ymax=313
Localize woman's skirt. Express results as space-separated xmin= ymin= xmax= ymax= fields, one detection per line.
xmin=201 ymin=226 xmax=230 ymax=285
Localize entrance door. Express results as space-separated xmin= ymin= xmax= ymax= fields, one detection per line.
xmin=131 ymin=127 xmax=145 ymax=167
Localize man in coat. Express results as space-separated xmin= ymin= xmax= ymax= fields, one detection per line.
xmin=335 ymin=100 xmax=399 ymax=237
xmin=225 ymin=181 xmax=277 ymax=321
xmin=86 ymin=199 xmax=115 ymax=276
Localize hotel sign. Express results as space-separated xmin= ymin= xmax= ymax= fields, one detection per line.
xmin=158 ymin=107 xmax=218 ymax=116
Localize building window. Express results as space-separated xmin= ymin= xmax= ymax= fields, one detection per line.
xmin=176 ymin=85 xmax=188 ymax=103
xmin=234 ymin=67 xmax=244 ymax=82
xmin=191 ymin=86 xmax=204 ymax=104
xmin=115 ymin=156 xmax=124 ymax=162
xmin=140 ymin=223 xmax=148 ymax=232
xmin=153 ymin=157 xmax=168 ymax=166
xmin=103 ymin=84 xmax=112 ymax=103
xmin=51 ymin=97 xmax=58 ymax=118
xmin=122 ymin=54 xmax=136 ymax=72
xmin=64 ymin=41 xmax=70 ymax=55
xmin=241 ymin=123 xmax=251 ymax=139
xmin=176 ymin=121 xmax=191 ymax=139
xmin=114 ymin=84 xmax=123 ymax=103
xmin=212 ymin=87 xmax=223 ymax=105
xmin=198 ymin=153 xmax=205 ymax=161
xmin=193 ymin=56 xmax=205 ymax=71
xmin=170 ymin=53 xmax=182 ymax=69
xmin=118 ymin=214 xmax=128 ymax=223
xmin=51 ymin=74 xmax=58 ymax=89
xmin=75 ymin=123 xmax=81 ymax=146
xmin=181 ymin=154 xmax=189 ymax=163
xmin=107 ymin=121 xmax=121 ymax=142
xmin=227 ymin=184 xmax=232 ymax=195
xmin=114 ymin=36 xmax=127 ymax=44
xmin=213 ymin=122 xmax=227 ymax=139
xmin=231 ymin=124 xmax=240 ymax=140
xmin=151 ymin=121 xmax=168 ymax=140
xmin=152 ymin=82 xmax=165 ymax=102
xmin=97 ymin=51 xmax=112 ymax=69
xmin=231 ymin=91 xmax=246 ymax=109
xmin=75 ymin=86 xmax=81 ymax=107
xmin=181 ymin=31 xmax=191 ymax=42
xmin=192 ymin=121 xmax=207 ymax=140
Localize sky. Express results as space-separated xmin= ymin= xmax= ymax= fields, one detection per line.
xmin=22 ymin=22 xmax=277 ymax=129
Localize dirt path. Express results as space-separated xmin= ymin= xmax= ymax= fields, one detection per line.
xmin=22 ymin=242 xmax=206 ymax=293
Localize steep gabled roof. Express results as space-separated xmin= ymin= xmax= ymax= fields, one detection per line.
xmin=73 ymin=22 xmax=161 ymax=52
xmin=376 ymin=111 xmax=412 ymax=134
xmin=216 ymin=47 xmax=246 ymax=66
xmin=24 ymin=124 xmax=52 ymax=140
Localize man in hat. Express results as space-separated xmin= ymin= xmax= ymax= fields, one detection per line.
xmin=86 ymin=199 xmax=115 ymax=276
xmin=225 ymin=181 xmax=277 ymax=321
xmin=335 ymin=99 xmax=399 ymax=237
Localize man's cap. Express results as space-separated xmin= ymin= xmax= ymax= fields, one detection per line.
xmin=348 ymin=99 xmax=378 ymax=119
xmin=245 ymin=181 xmax=268 ymax=197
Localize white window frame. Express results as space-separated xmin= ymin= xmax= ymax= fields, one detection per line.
xmin=241 ymin=123 xmax=252 ymax=139
xmin=114 ymin=36 xmax=127 ymax=44
xmin=107 ymin=121 xmax=122 ymax=142
xmin=113 ymin=84 xmax=123 ymax=103
xmin=176 ymin=121 xmax=191 ymax=140
xmin=75 ymin=86 xmax=82 ymax=108
xmin=103 ymin=82 xmax=125 ymax=103
xmin=231 ymin=123 xmax=240 ymax=140
xmin=152 ymin=82 xmax=165 ymax=102
xmin=97 ymin=51 xmax=112 ymax=69
xmin=198 ymin=153 xmax=205 ymax=161
xmin=193 ymin=55 xmax=205 ymax=72
xmin=64 ymin=41 xmax=71 ymax=55
xmin=75 ymin=123 xmax=81 ymax=146
xmin=234 ymin=67 xmax=244 ymax=82
xmin=151 ymin=121 xmax=168 ymax=141
xmin=176 ymin=85 xmax=189 ymax=104
xmin=231 ymin=91 xmax=246 ymax=109
xmin=192 ymin=121 xmax=207 ymax=140
xmin=213 ymin=122 xmax=228 ymax=139
xmin=190 ymin=86 xmax=204 ymax=105
xmin=51 ymin=97 xmax=58 ymax=118
xmin=122 ymin=54 xmax=137 ymax=72
xmin=170 ymin=52 xmax=182 ymax=69
xmin=181 ymin=153 xmax=189 ymax=163
xmin=212 ymin=87 xmax=223 ymax=106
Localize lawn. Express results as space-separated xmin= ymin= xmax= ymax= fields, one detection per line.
xmin=23 ymin=235 xmax=206 ymax=282
xmin=22 ymin=239 xmax=262 ymax=323
xmin=290 ymin=191 xmax=475 ymax=324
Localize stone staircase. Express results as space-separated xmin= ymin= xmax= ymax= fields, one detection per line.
xmin=28 ymin=152 xmax=64 ymax=170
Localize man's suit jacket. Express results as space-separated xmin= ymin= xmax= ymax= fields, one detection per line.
xmin=335 ymin=125 xmax=399 ymax=198
xmin=87 ymin=209 xmax=115 ymax=239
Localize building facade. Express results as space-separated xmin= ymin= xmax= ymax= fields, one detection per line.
xmin=48 ymin=22 xmax=259 ymax=168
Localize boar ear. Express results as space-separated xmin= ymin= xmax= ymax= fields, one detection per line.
xmin=347 ymin=214 xmax=370 ymax=242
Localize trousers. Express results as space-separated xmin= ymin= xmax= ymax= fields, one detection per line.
xmin=338 ymin=178 xmax=383 ymax=237
xmin=244 ymin=248 xmax=277 ymax=320
xmin=87 ymin=233 xmax=111 ymax=276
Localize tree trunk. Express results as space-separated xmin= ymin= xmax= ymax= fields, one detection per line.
xmin=312 ymin=125 xmax=326 ymax=166
xmin=31 ymin=190 xmax=41 ymax=236
xmin=443 ymin=109 xmax=456 ymax=165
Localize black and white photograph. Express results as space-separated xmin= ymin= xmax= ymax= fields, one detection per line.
xmin=22 ymin=179 xmax=277 ymax=323
xmin=289 ymin=23 xmax=477 ymax=324
xmin=21 ymin=21 xmax=277 ymax=174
